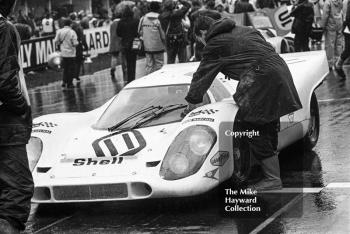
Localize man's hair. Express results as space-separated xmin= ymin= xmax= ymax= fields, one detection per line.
xmin=163 ymin=0 xmax=175 ymax=11
xmin=193 ymin=10 xmax=221 ymax=36
xmin=205 ymin=0 xmax=215 ymax=10
xmin=63 ymin=18 xmax=72 ymax=26
xmin=122 ymin=6 xmax=134 ymax=18
xmin=149 ymin=1 xmax=161 ymax=12
xmin=0 ymin=0 xmax=16 ymax=17
xmin=69 ymin=12 xmax=77 ymax=21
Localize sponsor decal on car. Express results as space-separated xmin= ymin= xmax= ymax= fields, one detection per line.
xmin=92 ymin=130 xmax=146 ymax=157
xmin=33 ymin=122 xmax=58 ymax=128
xmin=204 ymin=168 xmax=219 ymax=180
xmin=32 ymin=129 xmax=52 ymax=134
xmin=188 ymin=109 xmax=219 ymax=117
xmin=72 ymin=157 xmax=124 ymax=166
xmin=182 ymin=117 xmax=215 ymax=124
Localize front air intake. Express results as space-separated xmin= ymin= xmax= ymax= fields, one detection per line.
xmin=53 ymin=184 xmax=128 ymax=201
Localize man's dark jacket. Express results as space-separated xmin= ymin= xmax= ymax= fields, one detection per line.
xmin=158 ymin=0 xmax=191 ymax=35
xmin=290 ymin=1 xmax=314 ymax=35
xmin=0 ymin=17 xmax=32 ymax=145
xmin=185 ymin=19 xmax=302 ymax=123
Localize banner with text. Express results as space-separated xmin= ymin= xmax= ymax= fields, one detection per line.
xmin=20 ymin=26 xmax=111 ymax=71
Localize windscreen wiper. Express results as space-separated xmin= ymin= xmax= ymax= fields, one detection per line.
xmin=108 ymin=105 xmax=162 ymax=132
xmin=129 ymin=104 xmax=187 ymax=129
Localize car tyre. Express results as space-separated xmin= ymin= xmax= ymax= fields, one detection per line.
xmin=303 ymin=92 xmax=320 ymax=150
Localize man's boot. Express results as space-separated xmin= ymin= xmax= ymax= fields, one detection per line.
xmin=250 ymin=155 xmax=282 ymax=191
xmin=335 ymin=57 xmax=346 ymax=80
xmin=0 ymin=218 xmax=20 ymax=234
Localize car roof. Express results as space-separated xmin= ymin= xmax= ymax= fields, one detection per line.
xmin=125 ymin=62 xmax=200 ymax=89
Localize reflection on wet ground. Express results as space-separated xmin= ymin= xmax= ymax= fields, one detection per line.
xmin=24 ymin=61 xmax=350 ymax=233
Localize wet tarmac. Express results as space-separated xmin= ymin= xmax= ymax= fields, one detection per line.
xmin=23 ymin=58 xmax=350 ymax=234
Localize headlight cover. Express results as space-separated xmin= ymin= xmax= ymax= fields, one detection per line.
xmin=26 ymin=137 xmax=43 ymax=172
xmin=160 ymin=125 xmax=217 ymax=180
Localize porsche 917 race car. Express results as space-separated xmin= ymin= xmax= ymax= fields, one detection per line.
xmin=28 ymin=51 xmax=328 ymax=203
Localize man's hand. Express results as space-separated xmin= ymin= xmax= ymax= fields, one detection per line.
xmin=181 ymin=102 xmax=197 ymax=117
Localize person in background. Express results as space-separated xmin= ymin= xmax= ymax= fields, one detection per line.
xmin=256 ymin=0 xmax=276 ymax=8
xmin=159 ymin=0 xmax=191 ymax=64
xmin=41 ymin=13 xmax=55 ymax=36
xmin=334 ymin=0 xmax=350 ymax=80
xmin=70 ymin=13 xmax=88 ymax=83
xmin=54 ymin=18 xmax=78 ymax=88
xmin=290 ymin=0 xmax=314 ymax=51
xmin=189 ymin=0 xmax=203 ymax=58
xmin=234 ymin=0 xmax=255 ymax=13
xmin=139 ymin=1 xmax=166 ymax=74
xmin=321 ymin=0 xmax=344 ymax=70
xmin=117 ymin=6 xmax=139 ymax=83
xmin=14 ymin=21 xmax=32 ymax=40
xmin=216 ymin=2 xmax=232 ymax=17
xmin=0 ymin=0 xmax=34 ymax=233
xmin=109 ymin=12 xmax=126 ymax=81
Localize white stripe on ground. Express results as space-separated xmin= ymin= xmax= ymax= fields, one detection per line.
xmin=326 ymin=182 xmax=350 ymax=188
xmin=249 ymin=193 xmax=305 ymax=234
xmin=259 ymin=187 xmax=323 ymax=193
xmin=33 ymin=215 xmax=74 ymax=234
xmin=318 ymin=97 xmax=350 ymax=103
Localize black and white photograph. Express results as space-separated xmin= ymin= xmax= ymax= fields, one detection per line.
xmin=0 ymin=0 xmax=350 ymax=233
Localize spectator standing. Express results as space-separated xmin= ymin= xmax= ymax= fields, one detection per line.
xmin=256 ymin=0 xmax=276 ymax=8
xmin=334 ymin=0 xmax=350 ymax=80
xmin=321 ymin=0 xmax=344 ymax=70
xmin=139 ymin=1 xmax=166 ymax=74
xmin=0 ymin=0 xmax=34 ymax=233
xmin=70 ymin=13 xmax=88 ymax=82
xmin=188 ymin=0 xmax=203 ymax=58
xmin=234 ymin=0 xmax=255 ymax=13
xmin=109 ymin=13 xmax=126 ymax=81
xmin=159 ymin=0 xmax=191 ymax=64
xmin=14 ymin=22 xmax=32 ymax=40
xmin=313 ymin=0 xmax=324 ymax=26
xmin=41 ymin=13 xmax=55 ymax=36
xmin=54 ymin=18 xmax=78 ymax=88
xmin=216 ymin=2 xmax=232 ymax=17
xmin=117 ymin=7 xmax=139 ymax=83
xmin=290 ymin=0 xmax=314 ymax=51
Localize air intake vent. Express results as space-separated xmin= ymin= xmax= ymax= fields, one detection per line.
xmin=37 ymin=167 xmax=51 ymax=173
xmin=53 ymin=184 xmax=128 ymax=201
xmin=146 ymin=161 xmax=161 ymax=167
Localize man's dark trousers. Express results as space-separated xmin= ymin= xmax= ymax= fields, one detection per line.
xmin=62 ymin=57 xmax=76 ymax=86
xmin=0 ymin=145 xmax=34 ymax=230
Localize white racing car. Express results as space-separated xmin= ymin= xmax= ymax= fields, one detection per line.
xmin=28 ymin=51 xmax=328 ymax=203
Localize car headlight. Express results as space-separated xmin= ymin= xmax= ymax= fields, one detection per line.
xmin=160 ymin=125 xmax=217 ymax=180
xmin=26 ymin=137 xmax=43 ymax=172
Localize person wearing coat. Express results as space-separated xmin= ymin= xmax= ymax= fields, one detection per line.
xmin=290 ymin=0 xmax=314 ymax=52
xmin=182 ymin=17 xmax=302 ymax=191
xmin=321 ymin=0 xmax=344 ymax=69
xmin=109 ymin=12 xmax=126 ymax=81
xmin=334 ymin=0 xmax=350 ymax=80
xmin=117 ymin=6 xmax=140 ymax=83
xmin=0 ymin=0 xmax=33 ymax=232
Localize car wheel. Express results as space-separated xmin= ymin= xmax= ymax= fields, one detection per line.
xmin=303 ymin=92 xmax=320 ymax=150
xmin=231 ymin=147 xmax=252 ymax=185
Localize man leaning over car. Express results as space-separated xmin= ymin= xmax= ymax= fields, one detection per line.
xmin=0 ymin=0 xmax=34 ymax=233
xmin=183 ymin=15 xmax=302 ymax=191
